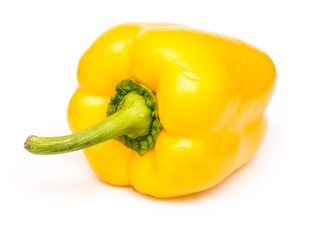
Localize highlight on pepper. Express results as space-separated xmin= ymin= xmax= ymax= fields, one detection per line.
xmin=24 ymin=23 xmax=276 ymax=198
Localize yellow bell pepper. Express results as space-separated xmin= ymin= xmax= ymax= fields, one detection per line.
xmin=25 ymin=23 xmax=276 ymax=198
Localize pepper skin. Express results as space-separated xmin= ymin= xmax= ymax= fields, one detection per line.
xmin=28 ymin=23 xmax=276 ymax=198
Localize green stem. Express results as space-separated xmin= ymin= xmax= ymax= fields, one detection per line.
xmin=25 ymin=79 xmax=162 ymax=156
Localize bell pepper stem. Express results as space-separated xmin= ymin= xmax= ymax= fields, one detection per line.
xmin=25 ymin=92 xmax=153 ymax=155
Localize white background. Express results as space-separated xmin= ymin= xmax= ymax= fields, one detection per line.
xmin=1 ymin=0 xmax=312 ymax=239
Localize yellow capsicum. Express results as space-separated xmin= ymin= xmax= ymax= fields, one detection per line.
xmin=25 ymin=23 xmax=276 ymax=198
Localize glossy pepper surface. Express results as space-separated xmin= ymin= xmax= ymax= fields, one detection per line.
xmin=25 ymin=23 xmax=276 ymax=198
